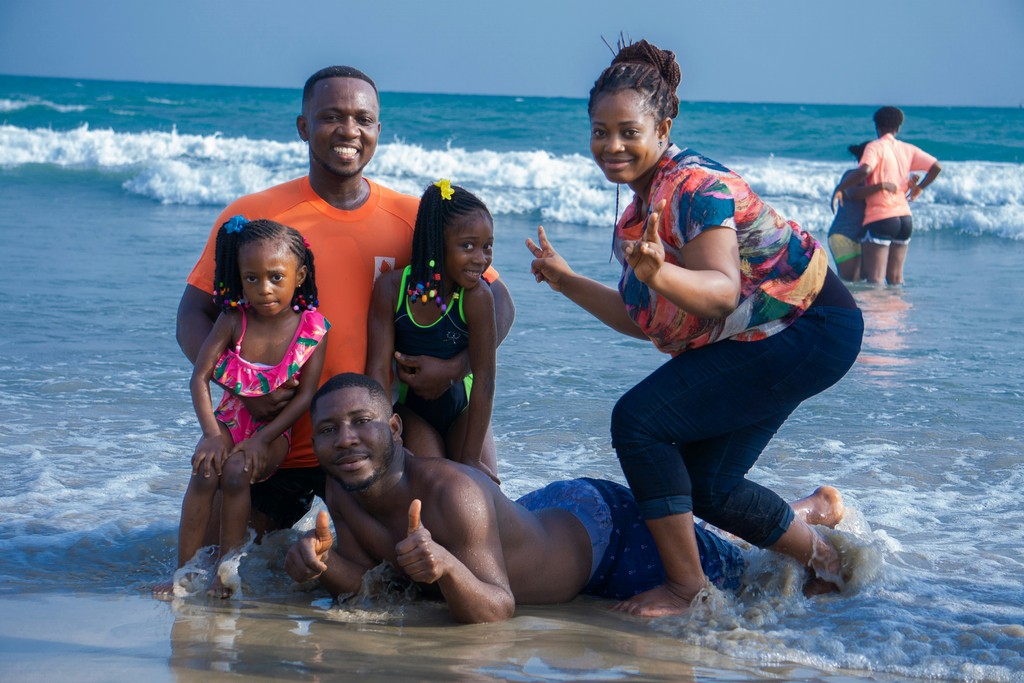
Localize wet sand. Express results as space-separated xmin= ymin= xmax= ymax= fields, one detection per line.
xmin=0 ymin=590 xmax=920 ymax=682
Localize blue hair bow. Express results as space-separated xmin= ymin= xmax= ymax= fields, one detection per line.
xmin=225 ymin=215 xmax=247 ymax=234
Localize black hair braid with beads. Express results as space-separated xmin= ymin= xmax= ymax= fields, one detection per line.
xmin=588 ymin=39 xmax=681 ymax=122
xmin=409 ymin=183 xmax=491 ymax=307
xmin=213 ymin=218 xmax=319 ymax=314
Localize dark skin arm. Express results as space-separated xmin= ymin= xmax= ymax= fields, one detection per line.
xmin=188 ymin=312 xmax=238 ymax=478
xmin=177 ymin=284 xmax=220 ymax=364
xmin=845 ymin=181 xmax=896 ymax=202
xmin=526 ymin=226 xmax=647 ymax=339
xmin=231 ymin=335 xmax=328 ymax=482
xmin=365 ymin=271 xmax=401 ymax=398
xmin=621 ymin=200 xmax=741 ymax=319
xmin=394 ymin=277 xmax=514 ymax=401
xmin=453 ymin=283 xmax=496 ymax=470
xmin=396 ymin=495 xmax=515 ymax=623
xmin=909 ymin=162 xmax=942 ymax=201
xmin=832 ymin=164 xmax=871 ymax=212
xmin=285 ymin=482 xmax=515 ymax=623
xmin=284 ymin=509 xmax=378 ymax=597
xmin=177 ymin=284 xmax=297 ymax=422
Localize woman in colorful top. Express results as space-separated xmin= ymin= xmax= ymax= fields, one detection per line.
xmin=367 ymin=181 xmax=499 ymax=482
xmin=156 ymin=217 xmax=329 ymax=598
xmin=526 ymin=40 xmax=864 ymax=616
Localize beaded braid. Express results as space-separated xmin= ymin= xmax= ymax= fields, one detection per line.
xmin=408 ymin=183 xmax=491 ymax=311
xmin=588 ymin=38 xmax=681 ymax=122
xmin=212 ymin=217 xmax=319 ymax=314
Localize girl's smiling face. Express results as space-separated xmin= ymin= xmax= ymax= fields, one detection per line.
xmin=444 ymin=210 xmax=494 ymax=291
xmin=238 ymin=239 xmax=307 ymax=317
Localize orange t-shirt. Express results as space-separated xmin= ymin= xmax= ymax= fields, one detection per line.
xmin=187 ymin=176 xmax=418 ymax=468
xmin=860 ymin=133 xmax=938 ymax=225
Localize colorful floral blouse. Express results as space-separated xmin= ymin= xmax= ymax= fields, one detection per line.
xmin=614 ymin=146 xmax=826 ymax=355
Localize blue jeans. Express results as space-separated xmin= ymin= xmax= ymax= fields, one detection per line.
xmin=610 ymin=305 xmax=864 ymax=548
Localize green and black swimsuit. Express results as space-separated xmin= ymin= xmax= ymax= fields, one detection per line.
xmin=393 ymin=265 xmax=473 ymax=435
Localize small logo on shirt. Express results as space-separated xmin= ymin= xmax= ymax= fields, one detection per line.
xmin=374 ymin=257 xmax=396 ymax=283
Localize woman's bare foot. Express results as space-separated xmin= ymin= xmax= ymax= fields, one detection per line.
xmin=790 ymin=486 xmax=844 ymax=528
xmin=611 ymin=579 xmax=707 ymax=617
xmin=152 ymin=580 xmax=175 ymax=598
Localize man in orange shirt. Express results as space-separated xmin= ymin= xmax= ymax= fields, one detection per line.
xmin=833 ymin=106 xmax=942 ymax=285
xmin=176 ymin=66 xmax=514 ymax=538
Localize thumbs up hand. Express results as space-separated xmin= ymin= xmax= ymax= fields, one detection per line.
xmin=395 ymin=499 xmax=446 ymax=584
xmin=284 ymin=510 xmax=334 ymax=582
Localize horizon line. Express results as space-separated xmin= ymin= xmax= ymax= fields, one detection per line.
xmin=1 ymin=71 xmax=1021 ymax=112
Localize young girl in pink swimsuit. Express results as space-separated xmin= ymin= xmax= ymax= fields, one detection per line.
xmin=157 ymin=216 xmax=329 ymax=598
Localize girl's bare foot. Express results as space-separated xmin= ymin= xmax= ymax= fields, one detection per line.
xmin=206 ymin=574 xmax=234 ymax=599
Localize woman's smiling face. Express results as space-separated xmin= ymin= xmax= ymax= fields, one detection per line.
xmin=589 ymin=89 xmax=671 ymax=195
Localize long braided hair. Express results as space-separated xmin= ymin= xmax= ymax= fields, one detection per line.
xmin=408 ymin=182 xmax=491 ymax=309
xmin=213 ymin=217 xmax=319 ymax=314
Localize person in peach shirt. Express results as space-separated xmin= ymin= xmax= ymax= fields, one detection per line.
xmin=834 ymin=106 xmax=942 ymax=285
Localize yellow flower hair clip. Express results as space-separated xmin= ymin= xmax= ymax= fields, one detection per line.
xmin=434 ymin=178 xmax=454 ymax=200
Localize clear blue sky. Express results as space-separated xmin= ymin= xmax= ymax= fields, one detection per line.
xmin=1 ymin=0 xmax=1021 ymax=107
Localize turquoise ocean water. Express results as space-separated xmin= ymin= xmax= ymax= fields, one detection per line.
xmin=1 ymin=74 xmax=1023 ymax=681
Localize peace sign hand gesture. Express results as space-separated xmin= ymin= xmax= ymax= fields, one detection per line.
xmin=525 ymin=226 xmax=575 ymax=292
xmin=622 ymin=199 xmax=667 ymax=284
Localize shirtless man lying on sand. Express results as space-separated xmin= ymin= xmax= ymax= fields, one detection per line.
xmin=284 ymin=373 xmax=845 ymax=623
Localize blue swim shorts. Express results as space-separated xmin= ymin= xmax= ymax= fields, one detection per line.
xmin=516 ymin=478 xmax=745 ymax=600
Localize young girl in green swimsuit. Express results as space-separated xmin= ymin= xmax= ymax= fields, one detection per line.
xmin=366 ymin=180 xmax=499 ymax=482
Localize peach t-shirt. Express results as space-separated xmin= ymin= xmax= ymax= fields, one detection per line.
xmin=860 ymin=133 xmax=938 ymax=225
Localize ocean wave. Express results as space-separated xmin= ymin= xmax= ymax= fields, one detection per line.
xmin=0 ymin=97 xmax=88 ymax=113
xmin=2 ymin=123 xmax=1022 ymax=239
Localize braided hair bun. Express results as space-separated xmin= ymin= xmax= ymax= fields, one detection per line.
xmin=613 ymin=41 xmax=681 ymax=93
xmin=589 ymin=38 xmax=681 ymax=122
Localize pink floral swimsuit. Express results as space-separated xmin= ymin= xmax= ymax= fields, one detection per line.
xmin=212 ymin=309 xmax=330 ymax=445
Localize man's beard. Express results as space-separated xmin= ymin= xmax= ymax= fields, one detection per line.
xmin=329 ymin=437 xmax=395 ymax=493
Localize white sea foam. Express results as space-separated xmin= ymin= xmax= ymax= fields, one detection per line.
xmin=2 ymin=123 xmax=1022 ymax=239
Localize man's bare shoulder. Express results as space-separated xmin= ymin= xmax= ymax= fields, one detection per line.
xmin=407 ymin=457 xmax=503 ymax=529
xmin=409 ymin=455 xmax=493 ymax=495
